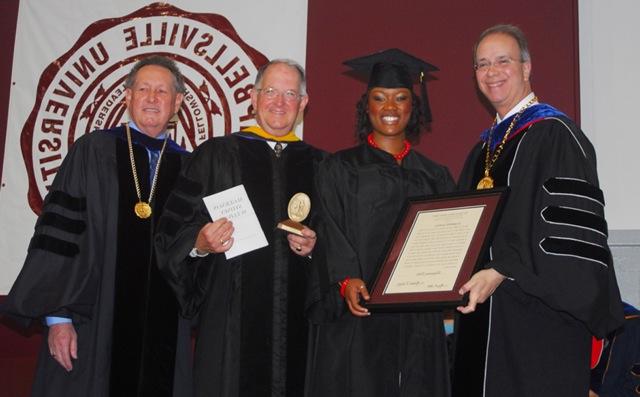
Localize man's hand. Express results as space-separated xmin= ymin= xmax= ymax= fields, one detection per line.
xmin=343 ymin=278 xmax=370 ymax=317
xmin=48 ymin=323 xmax=78 ymax=371
xmin=194 ymin=218 xmax=234 ymax=254
xmin=457 ymin=268 xmax=506 ymax=314
xmin=287 ymin=226 xmax=317 ymax=257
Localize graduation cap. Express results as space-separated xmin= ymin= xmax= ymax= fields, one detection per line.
xmin=344 ymin=48 xmax=439 ymax=122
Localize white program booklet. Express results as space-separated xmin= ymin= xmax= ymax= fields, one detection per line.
xmin=202 ymin=184 xmax=268 ymax=259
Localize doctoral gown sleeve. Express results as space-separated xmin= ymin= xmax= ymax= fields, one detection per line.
xmin=155 ymin=138 xmax=236 ymax=318
xmin=486 ymin=119 xmax=623 ymax=338
xmin=2 ymin=135 xmax=101 ymax=324
xmin=306 ymin=155 xmax=363 ymax=323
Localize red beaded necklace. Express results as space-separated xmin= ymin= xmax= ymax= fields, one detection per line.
xmin=367 ymin=133 xmax=411 ymax=161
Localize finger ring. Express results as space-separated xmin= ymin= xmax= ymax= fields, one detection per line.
xmin=296 ymin=246 xmax=302 ymax=252
xmin=359 ymin=285 xmax=364 ymax=289
xmin=220 ymin=239 xmax=224 ymax=244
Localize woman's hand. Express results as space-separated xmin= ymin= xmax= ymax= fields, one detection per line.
xmin=343 ymin=277 xmax=371 ymax=317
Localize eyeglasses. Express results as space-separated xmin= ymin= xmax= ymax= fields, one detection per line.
xmin=474 ymin=56 xmax=521 ymax=72
xmin=255 ymin=87 xmax=303 ymax=102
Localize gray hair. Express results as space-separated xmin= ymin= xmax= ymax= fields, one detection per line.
xmin=254 ymin=59 xmax=307 ymax=96
xmin=473 ymin=24 xmax=531 ymax=63
xmin=124 ymin=55 xmax=186 ymax=94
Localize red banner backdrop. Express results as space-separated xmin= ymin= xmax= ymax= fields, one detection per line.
xmin=304 ymin=0 xmax=580 ymax=179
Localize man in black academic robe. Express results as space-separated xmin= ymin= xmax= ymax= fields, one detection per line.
xmin=2 ymin=56 xmax=191 ymax=397
xmin=452 ymin=25 xmax=624 ymax=397
xmin=155 ymin=59 xmax=324 ymax=397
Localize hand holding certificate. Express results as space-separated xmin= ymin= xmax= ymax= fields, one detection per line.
xmin=202 ymin=184 xmax=268 ymax=259
xmin=366 ymin=189 xmax=508 ymax=311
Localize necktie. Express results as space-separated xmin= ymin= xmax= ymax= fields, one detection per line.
xmin=148 ymin=148 xmax=160 ymax=184
xmin=274 ymin=142 xmax=283 ymax=158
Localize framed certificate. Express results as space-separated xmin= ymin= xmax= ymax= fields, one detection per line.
xmin=366 ymin=188 xmax=508 ymax=311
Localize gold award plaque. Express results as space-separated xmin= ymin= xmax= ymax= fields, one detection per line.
xmin=288 ymin=192 xmax=310 ymax=222
xmin=277 ymin=193 xmax=311 ymax=236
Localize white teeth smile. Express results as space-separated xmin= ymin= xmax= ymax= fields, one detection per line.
xmin=382 ymin=116 xmax=399 ymax=123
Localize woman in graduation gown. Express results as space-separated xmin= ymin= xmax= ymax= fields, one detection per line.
xmin=305 ymin=49 xmax=455 ymax=397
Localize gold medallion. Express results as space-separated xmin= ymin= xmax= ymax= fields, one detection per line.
xmin=134 ymin=201 xmax=152 ymax=219
xmin=125 ymin=124 xmax=167 ymax=221
xmin=287 ymin=192 xmax=311 ymax=222
xmin=476 ymin=176 xmax=494 ymax=190
xmin=278 ymin=193 xmax=311 ymax=236
xmin=479 ymin=96 xmax=538 ymax=191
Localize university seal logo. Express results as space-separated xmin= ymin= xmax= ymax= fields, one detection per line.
xmin=20 ymin=3 xmax=268 ymax=214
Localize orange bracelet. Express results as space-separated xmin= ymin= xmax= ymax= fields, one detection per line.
xmin=338 ymin=277 xmax=350 ymax=298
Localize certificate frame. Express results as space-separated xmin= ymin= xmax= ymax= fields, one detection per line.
xmin=366 ymin=188 xmax=508 ymax=311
